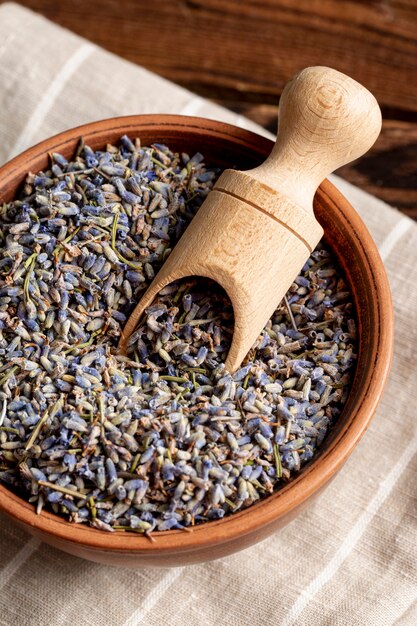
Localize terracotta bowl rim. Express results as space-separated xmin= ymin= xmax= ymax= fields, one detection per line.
xmin=0 ymin=114 xmax=394 ymax=554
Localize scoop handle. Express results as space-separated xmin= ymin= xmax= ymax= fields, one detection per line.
xmin=248 ymin=66 xmax=382 ymax=213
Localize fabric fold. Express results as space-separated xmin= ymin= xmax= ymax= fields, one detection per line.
xmin=0 ymin=4 xmax=415 ymax=626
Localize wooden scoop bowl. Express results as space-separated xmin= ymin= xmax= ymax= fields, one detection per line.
xmin=121 ymin=66 xmax=382 ymax=371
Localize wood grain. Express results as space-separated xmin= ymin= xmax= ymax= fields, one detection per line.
xmin=2 ymin=0 xmax=417 ymax=217
xmin=228 ymin=105 xmax=417 ymax=218
xmin=121 ymin=67 xmax=381 ymax=372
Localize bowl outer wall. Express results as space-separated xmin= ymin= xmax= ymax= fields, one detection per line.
xmin=0 ymin=115 xmax=394 ymax=566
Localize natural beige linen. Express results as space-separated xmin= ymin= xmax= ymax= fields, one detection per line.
xmin=0 ymin=4 xmax=416 ymax=625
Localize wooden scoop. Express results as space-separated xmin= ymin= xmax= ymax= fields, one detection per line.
xmin=119 ymin=66 xmax=382 ymax=372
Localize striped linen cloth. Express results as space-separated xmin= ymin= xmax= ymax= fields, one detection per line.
xmin=0 ymin=4 xmax=416 ymax=625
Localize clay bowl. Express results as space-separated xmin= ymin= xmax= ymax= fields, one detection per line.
xmin=0 ymin=115 xmax=394 ymax=567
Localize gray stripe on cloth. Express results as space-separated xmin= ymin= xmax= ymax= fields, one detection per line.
xmin=0 ymin=4 xmax=415 ymax=626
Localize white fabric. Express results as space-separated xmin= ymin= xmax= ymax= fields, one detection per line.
xmin=0 ymin=4 xmax=416 ymax=625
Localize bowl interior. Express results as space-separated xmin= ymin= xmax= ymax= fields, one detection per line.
xmin=0 ymin=116 xmax=393 ymax=556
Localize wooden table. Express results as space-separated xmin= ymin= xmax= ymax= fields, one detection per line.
xmin=9 ymin=0 xmax=417 ymax=219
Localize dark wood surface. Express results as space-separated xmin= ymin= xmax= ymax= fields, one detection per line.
xmin=5 ymin=0 xmax=417 ymax=218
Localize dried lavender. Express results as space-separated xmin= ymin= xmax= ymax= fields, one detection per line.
xmin=0 ymin=137 xmax=357 ymax=534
